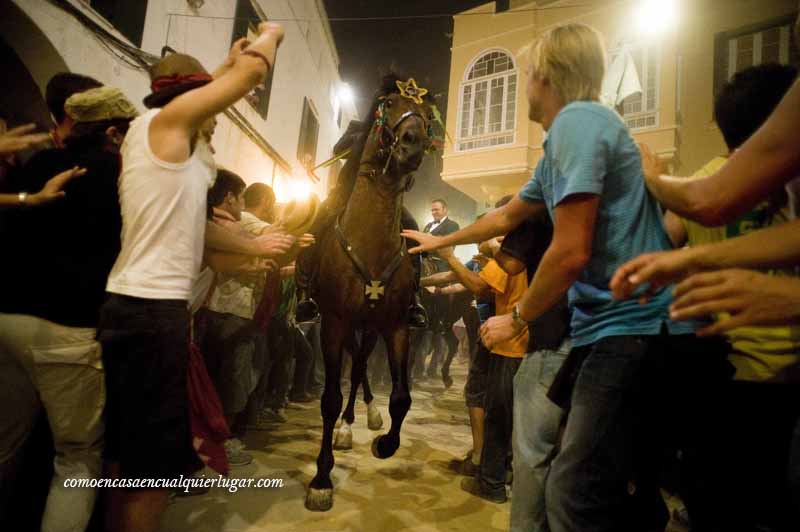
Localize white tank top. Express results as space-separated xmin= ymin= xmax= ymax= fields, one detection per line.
xmin=106 ymin=109 xmax=215 ymax=301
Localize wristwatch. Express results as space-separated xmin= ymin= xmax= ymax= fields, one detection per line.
xmin=512 ymin=303 xmax=527 ymax=328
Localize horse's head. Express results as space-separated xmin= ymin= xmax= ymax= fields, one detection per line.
xmin=362 ymin=77 xmax=435 ymax=183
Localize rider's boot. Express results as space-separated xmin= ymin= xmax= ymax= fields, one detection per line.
xmin=295 ymin=250 xmax=320 ymax=324
xmin=408 ymin=251 xmax=428 ymax=329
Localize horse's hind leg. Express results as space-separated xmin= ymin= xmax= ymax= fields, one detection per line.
xmin=372 ymin=325 xmax=411 ymax=459
xmin=306 ymin=315 xmax=347 ymax=512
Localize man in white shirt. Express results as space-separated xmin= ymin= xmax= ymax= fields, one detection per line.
xmin=97 ymin=24 xmax=289 ymax=532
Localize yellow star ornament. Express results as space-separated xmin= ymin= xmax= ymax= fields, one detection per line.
xmin=396 ymin=78 xmax=429 ymax=105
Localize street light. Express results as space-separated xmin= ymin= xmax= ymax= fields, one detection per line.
xmin=635 ymin=0 xmax=678 ymax=37
xmin=338 ymin=83 xmax=354 ymax=106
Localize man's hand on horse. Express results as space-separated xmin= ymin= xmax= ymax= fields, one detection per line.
xmin=480 ymin=313 xmax=524 ymax=351
xmin=253 ymin=232 xmax=295 ymax=258
xmin=295 ymin=233 xmax=315 ymax=249
xmin=401 ymin=229 xmax=443 ymax=254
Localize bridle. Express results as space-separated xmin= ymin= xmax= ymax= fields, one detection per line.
xmin=360 ymin=97 xmax=433 ymax=181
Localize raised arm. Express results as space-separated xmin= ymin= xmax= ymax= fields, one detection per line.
xmin=438 ymin=247 xmax=491 ymax=298
xmin=151 ymin=22 xmax=284 ymax=163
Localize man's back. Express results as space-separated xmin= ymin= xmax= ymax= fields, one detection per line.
xmin=521 ymin=101 xmax=692 ymax=346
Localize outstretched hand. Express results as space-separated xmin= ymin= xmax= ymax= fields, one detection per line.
xmin=0 ymin=124 xmax=50 ymax=157
xmin=668 ymin=269 xmax=800 ymax=335
xmin=252 ymin=232 xmax=295 ymax=258
xmin=610 ymin=247 xmax=698 ymax=302
xmin=401 ymin=229 xmax=443 ymax=254
xmin=31 ymin=166 xmax=86 ymax=206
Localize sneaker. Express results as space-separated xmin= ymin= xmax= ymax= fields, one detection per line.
xmin=289 ymin=391 xmax=315 ymax=403
xmin=460 ymin=477 xmax=507 ymax=504
xmin=261 ymin=408 xmax=287 ymax=423
xmin=451 ymin=450 xmax=480 ymax=477
xmin=224 ymin=439 xmax=253 ymax=467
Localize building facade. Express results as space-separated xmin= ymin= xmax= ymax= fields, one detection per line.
xmin=442 ymin=0 xmax=799 ymax=207
xmin=1 ymin=0 xmax=357 ymax=201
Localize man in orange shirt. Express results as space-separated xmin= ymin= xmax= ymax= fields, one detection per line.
xmin=434 ymin=239 xmax=527 ymax=503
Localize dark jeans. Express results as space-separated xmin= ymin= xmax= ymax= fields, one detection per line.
xmin=478 ymin=353 xmax=522 ymax=496
xmin=545 ymin=332 xmax=731 ymax=532
xmin=464 ymin=342 xmax=490 ymax=408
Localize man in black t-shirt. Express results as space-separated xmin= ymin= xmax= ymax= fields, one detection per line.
xmin=493 ymin=211 xmax=571 ymax=532
xmin=0 ymin=87 xmax=135 ymax=532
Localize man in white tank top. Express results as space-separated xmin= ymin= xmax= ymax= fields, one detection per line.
xmin=97 ymin=23 xmax=287 ymax=532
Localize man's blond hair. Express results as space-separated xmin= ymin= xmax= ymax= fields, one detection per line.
xmin=529 ymin=23 xmax=606 ymax=104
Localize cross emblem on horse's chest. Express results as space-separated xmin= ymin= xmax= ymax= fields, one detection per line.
xmin=365 ymin=280 xmax=385 ymax=300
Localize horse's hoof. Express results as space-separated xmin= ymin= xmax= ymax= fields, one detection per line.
xmin=367 ymin=402 xmax=383 ymax=430
xmin=333 ymin=422 xmax=353 ymax=450
xmin=305 ymin=487 xmax=333 ymax=512
xmin=371 ymin=434 xmax=399 ymax=459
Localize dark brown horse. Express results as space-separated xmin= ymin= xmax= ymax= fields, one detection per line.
xmin=304 ymin=76 xmax=434 ymax=511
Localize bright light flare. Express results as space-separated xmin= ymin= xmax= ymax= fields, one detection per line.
xmin=635 ymin=0 xmax=678 ymax=37
xmin=287 ymin=179 xmax=311 ymax=201
xmin=338 ymin=83 xmax=354 ymax=105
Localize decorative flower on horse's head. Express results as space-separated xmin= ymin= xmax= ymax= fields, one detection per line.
xmin=396 ymin=78 xmax=429 ymax=105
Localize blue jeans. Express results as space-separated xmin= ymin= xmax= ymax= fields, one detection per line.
xmin=546 ymin=334 xmax=670 ymax=532
xmin=510 ymin=340 xmax=570 ymax=532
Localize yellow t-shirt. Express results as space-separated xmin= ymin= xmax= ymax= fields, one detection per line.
xmin=479 ymin=260 xmax=529 ymax=358
xmin=681 ymin=157 xmax=800 ymax=383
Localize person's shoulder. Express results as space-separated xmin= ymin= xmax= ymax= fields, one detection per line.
xmin=553 ymin=101 xmax=623 ymax=133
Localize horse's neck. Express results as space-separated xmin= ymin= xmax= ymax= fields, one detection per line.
xmin=340 ymin=173 xmax=403 ymax=253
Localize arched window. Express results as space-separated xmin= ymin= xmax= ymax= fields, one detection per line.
xmin=458 ymin=50 xmax=517 ymax=151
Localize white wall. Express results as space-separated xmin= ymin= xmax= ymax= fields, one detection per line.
xmin=10 ymin=0 xmax=358 ymax=200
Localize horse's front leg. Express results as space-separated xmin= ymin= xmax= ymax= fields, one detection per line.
xmin=306 ymin=315 xmax=347 ymax=512
xmin=372 ymin=324 xmax=411 ymax=459
xmin=334 ymin=331 xmax=373 ymax=450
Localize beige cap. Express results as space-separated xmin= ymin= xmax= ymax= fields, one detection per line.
xmin=65 ymin=86 xmax=138 ymax=123
xmin=276 ymin=193 xmax=320 ymax=237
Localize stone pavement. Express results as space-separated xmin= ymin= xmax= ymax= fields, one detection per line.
xmin=161 ymin=358 xmax=511 ymax=532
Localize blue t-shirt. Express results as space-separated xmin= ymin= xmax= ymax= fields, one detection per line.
xmin=465 ymin=259 xmax=494 ymax=324
xmin=519 ymin=101 xmax=696 ymax=347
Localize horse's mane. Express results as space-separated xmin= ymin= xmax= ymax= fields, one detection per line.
xmin=336 ymin=72 xmax=434 ymax=190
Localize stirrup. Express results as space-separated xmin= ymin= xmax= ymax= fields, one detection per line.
xmin=296 ymin=297 xmax=320 ymax=324
xmin=408 ymin=299 xmax=428 ymax=329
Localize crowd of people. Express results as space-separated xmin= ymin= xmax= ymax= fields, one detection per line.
xmin=0 ymin=12 xmax=799 ymax=532
xmin=402 ymin=17 xmax=800 ymax=532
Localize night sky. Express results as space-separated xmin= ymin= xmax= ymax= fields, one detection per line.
xmin=323 ymin=0 xmax=491 ymax=231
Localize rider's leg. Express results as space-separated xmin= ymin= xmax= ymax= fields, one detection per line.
xmin=401 ymin=206 xmax=428 ymax=329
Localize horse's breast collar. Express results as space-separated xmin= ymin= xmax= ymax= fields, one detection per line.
xmin=334 ymin=216 xmax=405 ymax=305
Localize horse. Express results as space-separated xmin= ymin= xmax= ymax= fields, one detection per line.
xmin=303 ymin=75 xmax=434 ymax=511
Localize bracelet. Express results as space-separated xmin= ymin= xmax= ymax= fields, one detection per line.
xmin=512 ymin=303 xmax=528 ymax=328
xmin=18 ymin=191 xmax=28 ymax=206
xmin=240 ymin=50 xmax=272 ymax=73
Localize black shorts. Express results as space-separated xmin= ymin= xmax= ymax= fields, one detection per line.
xmin=464 ymin=342 xmax=490 ymax=408
xmin=98 ymin=293 xmax=203 ymax=481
